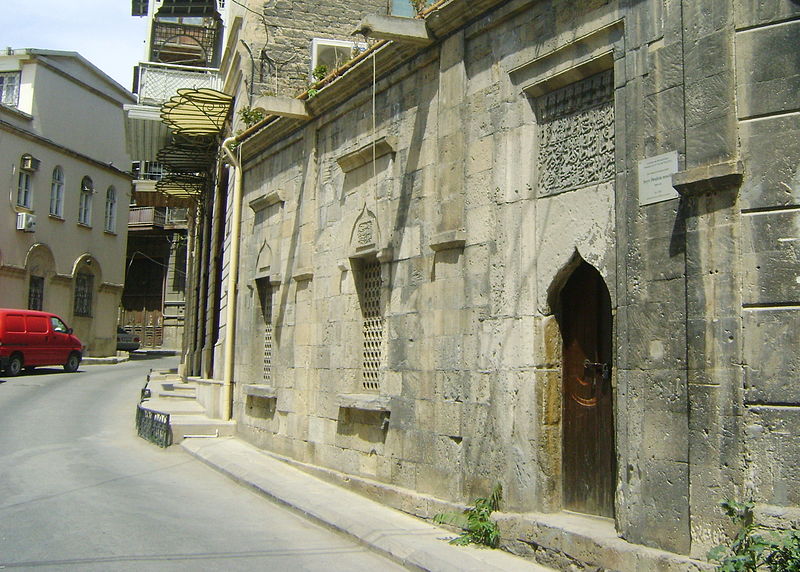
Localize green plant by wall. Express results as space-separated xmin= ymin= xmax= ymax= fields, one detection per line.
xmin=238 ymin=106 xmax=266 ymax=128
xmin=312 ymin=64 xmax=328 ymax=82
xmin=708 ymin=500 xmax=800 ymax=571
xmin=434 ymin=483 xmax=503 ymax=548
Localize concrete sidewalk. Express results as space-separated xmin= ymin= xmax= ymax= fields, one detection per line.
xmin=181 ymin=437 xmax=554 ymax=572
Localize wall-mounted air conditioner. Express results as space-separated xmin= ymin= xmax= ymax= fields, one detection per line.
xmin=21 ymin=154 xmax=41 ymax=172
xmin=16 ymin=212 xmax=36 ymax=232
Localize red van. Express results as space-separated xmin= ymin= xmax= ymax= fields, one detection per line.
xmin=0 ymin=309 xmax=83 ymax=376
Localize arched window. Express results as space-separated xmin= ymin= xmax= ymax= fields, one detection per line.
xmin=78 ymin=176 xmax=93 ymax=226
xmin=50 ymin=166 xmax=64 ymax=217
xmin=104 ymin=186 xmax=117 ymax=232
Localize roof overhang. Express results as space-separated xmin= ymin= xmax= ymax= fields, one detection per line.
xmin=124 ymin=104 xmax=172 ymax=162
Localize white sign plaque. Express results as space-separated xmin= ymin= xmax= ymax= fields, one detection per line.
xmin=638 ymin=151 xmax=679 ymax=206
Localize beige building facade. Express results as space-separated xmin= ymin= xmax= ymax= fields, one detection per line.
xmin=0 ymin=50 xmax=134 ymax=356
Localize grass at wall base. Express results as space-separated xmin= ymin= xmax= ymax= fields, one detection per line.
xmin=434 ymin=483 xmax=503 ymax=548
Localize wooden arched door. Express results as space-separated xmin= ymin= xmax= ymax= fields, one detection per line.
xmin=559 ymin=261 xmax=615 ymax=517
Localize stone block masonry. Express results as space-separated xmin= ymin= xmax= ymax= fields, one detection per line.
xmin=223 ymin=0 xmax=800 ymax=568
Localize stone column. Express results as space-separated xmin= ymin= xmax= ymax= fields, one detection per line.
xmin=677 ymin=0 xmax=744 ymax=558
xmin=181 ymin=205 xmax=199 ymax=377
xmin=433 ymin=31 xmax=467 ymax=243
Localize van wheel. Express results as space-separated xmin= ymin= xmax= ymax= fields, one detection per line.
xmin=64 ymin=352 xmax=80 ymax=373
xmin=6 ymin=355 xmax=23 ymax=377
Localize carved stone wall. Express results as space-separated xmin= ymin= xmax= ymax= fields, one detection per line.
xmin=536 ymin=71 xmax=614 ymax=196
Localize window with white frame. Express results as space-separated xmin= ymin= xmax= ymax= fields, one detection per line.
xmin=50 ymin=166 xmax=64 ymax=217
xmin=310 ymin=39 xmax=366 ymax=80
xmin=104 ymin=186 xmax=117 ymax=232
xmin=16 ymin=155 xmax=34 ymax=209
xmin=78 ymin=176 xmax=93 ymax=226
xmin=74 ymin=272 xmax=93 ymax=317
xmin=17 ymin=171 xmax=31 ymax=208
xmin=0 ymin=71 xmax=20 ymax=107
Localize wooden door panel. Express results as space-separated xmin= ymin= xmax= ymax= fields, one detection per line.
xmin=560 ymin=261 xmax=615 ymax=518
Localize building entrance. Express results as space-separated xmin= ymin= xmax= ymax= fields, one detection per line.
xmin=559 ymin=260 xmax=615 ymax=517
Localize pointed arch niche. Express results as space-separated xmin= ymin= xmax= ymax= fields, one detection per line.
xmin=530 ymin=252 xmax=617 ymax=517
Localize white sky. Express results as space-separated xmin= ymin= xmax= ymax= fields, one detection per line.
xmin=3 ymin=0 xmax=148 ymax=91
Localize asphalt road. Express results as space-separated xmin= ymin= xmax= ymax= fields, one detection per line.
xmin=0 ymin=356 xmax=407 ymax=571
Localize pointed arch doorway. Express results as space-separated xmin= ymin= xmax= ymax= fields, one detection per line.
xmin=558 ymin=260 xmax=615 ymax=518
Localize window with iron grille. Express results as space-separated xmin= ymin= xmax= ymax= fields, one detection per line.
xmin=28 ymin=275 xmax=44 ymax=310
xmin=74 ymin=273 xmax=93 ymax=317
xmin=0 ymin=72 xmax=20 ymax=107
xmin=359 ymin=259 xmax=384 ymax=392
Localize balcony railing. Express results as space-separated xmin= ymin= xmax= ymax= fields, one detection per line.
xmin=134 ymin=62 xmax=221 ymax=105
xmin=129 ymin=206 xmax=166 ymax=227
xmin=128 ymin=206 xmax=189 ymax=228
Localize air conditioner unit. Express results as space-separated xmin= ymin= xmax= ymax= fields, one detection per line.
xmin=21 ymin=155 xmax=41 ymax=172
xmin=16 ymin=212 xmax=36 ymax=232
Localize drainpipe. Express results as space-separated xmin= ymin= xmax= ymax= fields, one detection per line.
xmin=221 ymin=136 xmax=243 ymax=421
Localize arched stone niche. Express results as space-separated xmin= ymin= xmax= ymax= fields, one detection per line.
xmin=530 ymin=250 xmax=617 ymax=516
xmin=71 ymin=253 xmax=103 ymax=285
xmin=24 ymin=243 xmax=56 ymax=278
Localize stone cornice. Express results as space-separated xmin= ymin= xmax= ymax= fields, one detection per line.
xmin=672 ymin=160 xmax=744 ymax=197
xmin=238 ymin=0 xmax=514 ymax=160
xmin=0 ymin=264 xmax=26 ymax=277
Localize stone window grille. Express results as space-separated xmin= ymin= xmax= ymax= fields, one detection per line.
xmin=360 ymin=259 xmax=384 ymax=392
xmin=74 ymin=272 xmax=93 ymax=317
xmin=261 ymin=283 xmax=273 ymax=384
xmin=28 ymin=275 xmax=44 ymax=310
xmin=536 ymin=70 xmax=614 ymax=196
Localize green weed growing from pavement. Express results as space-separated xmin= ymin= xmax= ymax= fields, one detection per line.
xmin=708 ymin=499 xmax=800 ymax=571
xmin=434 ymin=483 xmax=503 ymax=548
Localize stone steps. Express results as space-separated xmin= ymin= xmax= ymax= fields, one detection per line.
xmin=140 ymin=369 xmax=234 ymax=446
xmin=169 ymin=415 xmax=236 ymax=443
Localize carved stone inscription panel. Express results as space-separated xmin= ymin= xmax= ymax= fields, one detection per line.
xmin=536 ymin=71 xmax=614 ymax=196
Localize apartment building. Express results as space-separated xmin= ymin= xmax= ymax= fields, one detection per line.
xmin=0 ymin=49 xmax=133 ymax=355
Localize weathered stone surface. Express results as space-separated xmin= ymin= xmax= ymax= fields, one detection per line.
xmin=741 ymin=210 xmax=800 ymax=305
xmin=743 ymin=307 xmax=800 ymax=404
xmin=735 ymin=0 xmax=800 ymax=28
xmin=739 ymin=113 xmax=800 ymax=210
xmin=745 ymin=406 xmax=800 ymax=507
xmin=201 ymin=0 xmax=800 ymax=567
xmin=736 ymin=19 xmax=800 ymax=119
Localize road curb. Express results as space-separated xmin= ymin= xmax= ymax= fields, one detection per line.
xmin=180 ymin=437 xmax=551 ymax=572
